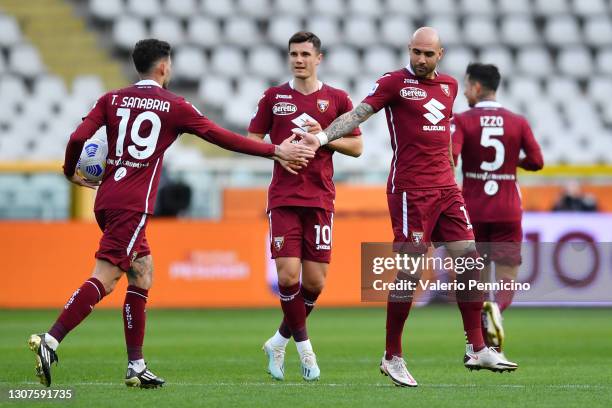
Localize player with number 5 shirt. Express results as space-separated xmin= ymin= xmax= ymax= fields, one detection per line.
xmin=451 ymin=63 xmax=543 ymax=357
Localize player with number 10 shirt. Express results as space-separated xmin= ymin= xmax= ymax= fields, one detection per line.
xmin=249 ymin=32 xmax=362 ymax=382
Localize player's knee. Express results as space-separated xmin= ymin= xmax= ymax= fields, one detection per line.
xmin=275 ymin=258 xmax=301 ymax=286
xmin=302 ymin=279 xmax=325 ymax=294
xmin=92 ymin=259 xmax=123 ymax=294
xmin=103 ymin=275 xmax=121 ymax=294
xmin=277 ymin=272 xmax=299 ymax=287
xmin=446 ymin=240 xmax=477 ymax=257
xmin=127 ymin=255 xmax=154 ymax=290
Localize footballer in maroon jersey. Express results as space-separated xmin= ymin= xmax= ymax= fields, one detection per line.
xmin=27 ymin=39 xmax=314 ymax=389
xmin=298 ymin=27 xmax=518 ymax=386
xmin=248 ymin=32 xmax=362 ymax=381
xmin=452 ymin=63 xmax=543 ymax=353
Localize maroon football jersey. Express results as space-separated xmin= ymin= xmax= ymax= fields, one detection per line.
xmin=362 ymin=65 xmax=458 ymax=193
xmin=64 ymin=80 xmax=274 ymax=214
xmin=249 ymin=81 xmax=361 ymax=211
xmin=452 ymin=101 xmax=544 ymax=222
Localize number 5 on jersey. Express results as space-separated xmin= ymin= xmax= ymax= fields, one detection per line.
xmin=116 ymin=108 xmax=161 ymax=160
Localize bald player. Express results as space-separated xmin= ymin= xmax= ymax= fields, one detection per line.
xmin=298 ymin=27 xmax=518 ymax=387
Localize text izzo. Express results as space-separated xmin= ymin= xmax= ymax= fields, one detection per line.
xmin=480 ymin=115 xmax=504 ymax=127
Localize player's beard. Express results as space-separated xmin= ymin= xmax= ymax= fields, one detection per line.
xmin=411 ymin=62 xmax=436 ymax=79
xmin=162 ymin=78 xmax=170 ymax=89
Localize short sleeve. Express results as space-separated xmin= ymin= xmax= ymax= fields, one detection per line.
xmin=82 ymin=93 xmax=108 ymax=126
xmin=175 ymin=98 xmax=214 ymax=136
xmin=449 ymin=78 xmax=459 ymax=118
xmin=248 ymin=91 xmax=273 ymax=134
xmin=450 ymin=116 xmax=464 ymax=166
xmin=361 ymin=73 xmax=397 ymax=113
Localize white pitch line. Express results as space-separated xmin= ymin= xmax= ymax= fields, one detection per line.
xmin=1 ymin=381 xmax=608 ymax=389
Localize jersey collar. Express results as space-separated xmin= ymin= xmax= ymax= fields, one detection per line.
xmin=474 ymin=101 xmax=502 ymax=108
xmin=135 ymin=79 xmax=162 ymax=88
xmin=289 ymin=79 xmax=323 ymax=92
xmin=405 ymin=63 xmax=438 ymax=78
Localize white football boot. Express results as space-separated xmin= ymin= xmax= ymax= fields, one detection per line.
xmin=380 ymin=354 xmax=418 ymax=387
xmin=464 ymin=344 xmax=518 ymax=372
xmin=262 ymin=339 xmax=286 ymax=381
xmin=300 ymin=350 xmax=320 ymax=381
xmin=483 ymin=301 xmax=505 ymax=349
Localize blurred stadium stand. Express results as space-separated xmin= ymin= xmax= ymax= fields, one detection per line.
xmin=1 ymin=0 xmax=611 ymax=219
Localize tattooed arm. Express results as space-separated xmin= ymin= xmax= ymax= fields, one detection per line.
xmin=324 ymin=103 xmax=374 ymax=143
xmin=297 ymin=103 xmax=375 ymax=150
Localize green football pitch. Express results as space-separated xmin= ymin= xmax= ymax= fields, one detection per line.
xmin=1 ymin=307 xmax=610 ymax=407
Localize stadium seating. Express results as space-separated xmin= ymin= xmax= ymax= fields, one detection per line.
xmin=2 ymin=1 xmax=612 ymax=219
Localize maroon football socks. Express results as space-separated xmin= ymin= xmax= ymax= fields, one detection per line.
xmin=385 ymin=272 xmax=416 ymax=359
xmin=495 ymin=287 xmax=515 ymax=313
xmin=278 ymin=286 xmax=320 ymax=339
xmin=123 ymin=285 xmax=149 ymax=361
xmin=278 ymin=283 xmax=308 ymax=342
xmin=48 ymin=277 xmax=106 ymax=343
xmin=456 ymin=250 xmax=485 ymax=351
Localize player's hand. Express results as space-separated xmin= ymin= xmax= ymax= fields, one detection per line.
xmin=294 ymin=130 xmax=322 ymax=151
xmin=303 ymin=119 xmax=323 ymax=134
xmin=275 ymin=157 xmax=306 ymax=175
xmin=275 ymin=134 xmax=315 ymax=163
xmin=67 ymin=173 xmax=100 ymax=190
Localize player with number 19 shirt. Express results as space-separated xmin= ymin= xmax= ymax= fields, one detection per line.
xmin=28 ymin=39 xmax=313 ymax=390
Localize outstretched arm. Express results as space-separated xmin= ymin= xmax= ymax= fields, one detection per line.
xmin=302 ymin=119 xmax=363 ymax=157
xmin=323 ymin=103 xmax=374 ymax=143
xmin=247 ymin=131 xmax=306 ymax=175
xmin=298 ymin=103 xmax=374 ymax=150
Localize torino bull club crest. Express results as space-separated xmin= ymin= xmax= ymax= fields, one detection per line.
xmin=317 ymin=99 xmax=329 ymax=113
xmin=273 ymin=236 xmax=285 ymax=251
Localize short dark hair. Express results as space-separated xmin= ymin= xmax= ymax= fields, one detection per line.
xmin=132 ymin=39 xmax=172 ymax=74
xmin=288 ymin=31 xmax=322 ymax=53
xmin=466 ymin=63 xmax=501 ymax=92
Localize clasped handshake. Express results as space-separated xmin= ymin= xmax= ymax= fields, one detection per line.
xmin=274 ymin=119 xmax=324 ymax=175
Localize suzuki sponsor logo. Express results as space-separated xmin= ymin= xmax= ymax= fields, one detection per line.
xmin=400 ymin=87 xmax=427 ymax=100
xmin=423 ymin=98 xmax=446 ymax=125
xmin=272 ymin=102 xmax=297 ymax=115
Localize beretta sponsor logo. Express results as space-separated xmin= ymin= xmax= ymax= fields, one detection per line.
xmin=400 ymin=87 xmax=427 ymax=100
xmin=272 ymin=102 xmax=298 ymax=115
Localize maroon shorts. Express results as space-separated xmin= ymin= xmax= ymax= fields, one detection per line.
xmin=473 ymin=221 xmax=523 ymax=266
xmin=387 ymin=187 xmax=475 ymax=253
xmin=94 ymin=209 xmax=151 ymax=272
xmin=268 ymin=206 xmax=333 ymax=263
